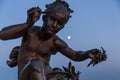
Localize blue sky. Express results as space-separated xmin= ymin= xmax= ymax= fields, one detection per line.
xmin=0 ymin=0 xmax=120 ymax=80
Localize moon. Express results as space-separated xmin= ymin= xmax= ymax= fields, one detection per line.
xmin=67 ymin=35 xmax=71 ymax=40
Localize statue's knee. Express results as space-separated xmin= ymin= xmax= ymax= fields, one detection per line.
xmin=29 ymin=59 xmax=43 ymax=73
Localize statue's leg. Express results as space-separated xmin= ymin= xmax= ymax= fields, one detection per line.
xmin=19 ymin=59 xmax=47 ymax=80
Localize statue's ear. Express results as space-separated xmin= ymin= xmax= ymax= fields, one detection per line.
xmin=42 ymin=15 xmax=46 ymax=22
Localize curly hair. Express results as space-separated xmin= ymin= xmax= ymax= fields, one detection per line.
xmin=45 ymin=0 xmax=73 ymax=18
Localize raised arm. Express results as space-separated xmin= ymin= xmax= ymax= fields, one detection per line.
xmin=0 ymin=7 xmax=41 ymax=40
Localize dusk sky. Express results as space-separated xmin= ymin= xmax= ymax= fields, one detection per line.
xmin=0 ymin=0 xmax=120 ymax=80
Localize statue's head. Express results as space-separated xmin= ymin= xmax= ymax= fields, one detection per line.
xmin=44 ymin=0 xmax=73 ymax=23
xmin=42 ymin=0 xmax=73 ymax=35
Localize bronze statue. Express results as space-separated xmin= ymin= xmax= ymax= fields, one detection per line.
xmin=0 ymin=0 xmax=107 ymax=80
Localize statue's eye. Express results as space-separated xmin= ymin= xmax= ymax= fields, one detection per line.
xmin=50 ymin=16 xmax=56 ymax=21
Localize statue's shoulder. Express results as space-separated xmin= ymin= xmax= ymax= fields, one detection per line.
xmin=31 ymin=26 xmax=41 ymax=31
xmin=54 ymin=35 xmax=68 ymax=47
xmin=28 ymin=26 xmax=41 ymax=33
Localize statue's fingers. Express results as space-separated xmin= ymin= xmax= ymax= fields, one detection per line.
xmin=101 ymin=47 xmax=107 ymax=61
xmin=102 ymin=53 xmax=107 ymax=61
xmin=97 ymin=54 xmax=103 ymax=62
xmin=101 ymin=47 xmax=106 ymax=54
xmin=98 ymin=53 xmax=107 ymax=61
xmin=93 ymin=60 xmax=99 ymax=66
xmin=87 ymin=60 xmax=94 ymax=67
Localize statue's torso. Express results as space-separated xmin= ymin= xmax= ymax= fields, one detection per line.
xmin=17 ymin=27 xmax=57 ymax=70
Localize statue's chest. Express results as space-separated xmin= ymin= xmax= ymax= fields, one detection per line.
xmin=26 ymin=33 xmax=54 ymax=54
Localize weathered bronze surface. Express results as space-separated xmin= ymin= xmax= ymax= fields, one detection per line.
xmin=0 ymin=0 xmax=107 ymax=80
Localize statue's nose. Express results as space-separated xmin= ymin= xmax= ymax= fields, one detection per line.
xmin=53 ymin=21 xmax=57 ymax=28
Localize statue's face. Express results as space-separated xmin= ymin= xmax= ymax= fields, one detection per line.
xmin=43 ymin=12 xmax=68 ymax=35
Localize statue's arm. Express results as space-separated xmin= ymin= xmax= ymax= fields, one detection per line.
xmin=59 ymin=45 xmax=90 ymax=61
xmin=54 ymin=36 xmax=107 ymax=63
xmin=0 ymin=23 xmax=31 ymax=40
xmin=54 ymin=36 xmax=90 ymax=61
xmin=0 ymin=7 xmax=41 ymax=40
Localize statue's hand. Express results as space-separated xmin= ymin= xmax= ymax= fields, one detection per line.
xmin=26 ymin=7 xmax=42 ymax=25
xmin=87 ymin=47 xmax=107 ymax=67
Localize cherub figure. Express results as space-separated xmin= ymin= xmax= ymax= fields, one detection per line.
xmin=0 ymin=0 xmax=107 ymax=80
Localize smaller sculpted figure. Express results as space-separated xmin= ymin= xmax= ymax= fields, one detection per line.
xmin=0 ymin=0 xmax=107 ymax=80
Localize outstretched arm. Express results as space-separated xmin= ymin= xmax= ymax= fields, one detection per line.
xmin=54 ymin=37 xmax=107 ymax=65
xmin=54 ymin=37 xmax=90 ymax=61
xmin=0 ymin=7 xmax=41 ymax=40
